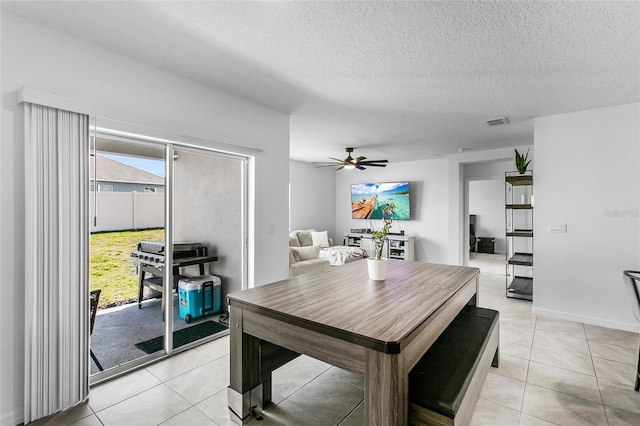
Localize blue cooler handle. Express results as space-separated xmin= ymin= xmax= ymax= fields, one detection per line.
xmin=202 ymin=280 xmax=214 ymax=314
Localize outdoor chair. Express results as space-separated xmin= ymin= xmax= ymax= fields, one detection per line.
xmin=90 ymin=289 xmax=104 ymax=371
xmin=622 ymin=270 xmax=640 ymax=391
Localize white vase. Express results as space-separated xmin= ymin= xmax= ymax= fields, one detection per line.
xmin=367 ymin=258 xmax=388 ymax=281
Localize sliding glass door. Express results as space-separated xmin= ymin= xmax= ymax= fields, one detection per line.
xmin=89 ymin=133 xmax=168 ymax=382
xmin=89 ymin=123 xmax=247 ymax=384
xmin=170 ymin=147 xmax=246 ymax=350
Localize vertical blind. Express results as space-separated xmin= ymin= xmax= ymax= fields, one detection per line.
xmin=24 ymin=103 xmax=89 ymax=423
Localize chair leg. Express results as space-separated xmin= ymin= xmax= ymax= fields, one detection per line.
xmin=91 ymin=349 xmax=104 ymax=371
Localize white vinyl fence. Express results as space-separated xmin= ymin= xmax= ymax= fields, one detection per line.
xmin=89 ymin=192 xmax=164 ymax=232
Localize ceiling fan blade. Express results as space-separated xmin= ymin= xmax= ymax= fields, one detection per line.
xmin=328 ymin=157 xmax=344 ymax=163
xmin=356 ymin=156 xmax=367 ymax=161
xmin=359 ymin=159 xmax=388 ymax=164
xmin=356 ymin=165 xmax=366 ymax=170
xmin=313 ymin=164 xmax=341 ymax=168
xmin=312 ymin=161 xmax=340 ymax=165
xmin=336 ymin=165 xmax=344 ymax=171
xmin=365 ymin=163 xmax=387 ymax=167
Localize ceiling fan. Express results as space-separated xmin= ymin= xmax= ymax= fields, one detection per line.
xmin=313 ymin=147 xmax=388 ymax=171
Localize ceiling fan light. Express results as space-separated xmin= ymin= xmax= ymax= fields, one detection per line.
xmin=343 ymin=164 xmax=355 ymax=170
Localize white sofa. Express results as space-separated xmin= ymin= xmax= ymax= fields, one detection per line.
xmin=289 ymin=229 xmax=365 ymax=278
xmin=288 ymin=230 xmax=331 ymax=278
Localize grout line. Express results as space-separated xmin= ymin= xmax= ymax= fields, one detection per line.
xmin=337 ymin=400 xmax=364 ymax=425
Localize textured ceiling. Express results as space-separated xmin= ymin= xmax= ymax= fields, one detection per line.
xmin=4 ymin=1 xmax=639 ymax=164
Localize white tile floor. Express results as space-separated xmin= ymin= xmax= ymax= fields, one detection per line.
xmin=30 ymin=258 xmax=640 ymax=425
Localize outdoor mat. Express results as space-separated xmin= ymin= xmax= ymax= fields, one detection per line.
xmin=135 ymin=320 xmax=228 ymax=354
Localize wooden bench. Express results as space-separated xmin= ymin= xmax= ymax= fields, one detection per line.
xmin=409 ymin=306 xmax=500 ymax=426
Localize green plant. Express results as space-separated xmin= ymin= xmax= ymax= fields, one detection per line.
xmin=371 ymin=205 xmax=394 ymax=260
xmin=514 ymin=148 xmax=531 ymax=174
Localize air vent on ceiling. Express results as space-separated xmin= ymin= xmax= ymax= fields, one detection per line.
xmin=486 ymin=117 xmax=510 ymax=126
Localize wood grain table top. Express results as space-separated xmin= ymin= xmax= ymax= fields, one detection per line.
xmin=228 ymin=260 xmax=479 ymax=354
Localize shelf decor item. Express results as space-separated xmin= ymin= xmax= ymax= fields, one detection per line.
xmin=367 ymin=206 xmax=394 ymax=281
xmin=514 ymin=148 xmax=531 ymax=174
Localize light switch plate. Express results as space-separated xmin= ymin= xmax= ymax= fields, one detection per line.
xmin=548 ymin=222 xmax=567 ymax=233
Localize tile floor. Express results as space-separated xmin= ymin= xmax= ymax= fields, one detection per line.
xmin=31 ymin=259 xmax=640 ymax=425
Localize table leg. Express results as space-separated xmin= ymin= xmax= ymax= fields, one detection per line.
xmin=228 ymin=306 xmax=262 ymax=425
xmin=467 ymin=274 xmax=479 ymax=307
xmin=364 ymin=348 xmax=407 ymax=426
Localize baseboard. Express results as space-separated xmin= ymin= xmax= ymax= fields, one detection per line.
xmin=532 ymin=306 xmax=640 ymax=333
xmin=1 ymin=409 xmax=23 ymax=426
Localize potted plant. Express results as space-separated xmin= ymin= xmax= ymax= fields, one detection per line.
xmin=367 ymin=205 xmax=394 ymax=281
xmin=514 ymin=148 xmax=531 ymax=174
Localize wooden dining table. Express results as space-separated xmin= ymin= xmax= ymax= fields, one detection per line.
xmin=227 ymin=259 xmax=480 ymax=425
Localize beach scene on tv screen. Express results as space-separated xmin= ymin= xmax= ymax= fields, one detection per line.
xmin=351 ymin=182 xmax=410 ymax=220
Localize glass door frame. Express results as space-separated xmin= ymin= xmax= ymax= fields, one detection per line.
xmin=89 ymin=123 xmax=250 ymax=385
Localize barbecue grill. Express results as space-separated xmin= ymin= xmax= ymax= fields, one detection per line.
xmin=131 ymin=241 xmax=218 ymax=313
xmin=131 ymin=241 xmax=208 ymax=266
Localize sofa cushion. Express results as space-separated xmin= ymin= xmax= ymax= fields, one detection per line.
xmin=290 ymin=245 xmax=320 ymax=261
xmin=296 ymin=230 xmax=314 ymax=247
xmin=311 ymin=230 xmax=330 ymax=248
xmin=289 ymin=258 xmax=330 ymax=278
xmin=290 ymin=248 xmax=301 ymax=262
xmin=289 ymin=232 xmax=301 ymax=247
xmin=289 ymin=250 xmax=296 ymax=265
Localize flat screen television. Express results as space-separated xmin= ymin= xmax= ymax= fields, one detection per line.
xmin=350 ymin=181 xmax=411 ymax=220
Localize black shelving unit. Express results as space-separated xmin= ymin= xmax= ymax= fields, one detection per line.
xmin=505 ymin=171 xmax=533 ymax=300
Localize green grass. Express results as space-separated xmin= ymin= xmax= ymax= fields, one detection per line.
xmin=90 ymin=228 xmax=164 ymax=308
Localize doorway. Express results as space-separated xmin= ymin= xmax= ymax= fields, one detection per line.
xmin=88 ymin=126 xmax=247 ymax=384
xmin=466 ymin=175 xmax=507 ymax=276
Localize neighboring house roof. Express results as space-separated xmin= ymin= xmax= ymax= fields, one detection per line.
xmin=90 ymin=154 xmax=164 ymax=185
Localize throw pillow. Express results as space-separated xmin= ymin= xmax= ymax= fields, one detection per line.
xmin=290 ymin=248 xmax=301 ymax=262
xmin=311 ymin=230 xmax=330 ymax=248
xmin=290 ymin=245 xmax=320 ymax=261
xmin=289 ymin=232 xmax=301 ymax=247
xmin=296 ymin=229 xmax=315 ymax=247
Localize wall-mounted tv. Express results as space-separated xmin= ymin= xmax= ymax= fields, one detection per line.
xmin=351 ymin=181 xmax=411 ymax=220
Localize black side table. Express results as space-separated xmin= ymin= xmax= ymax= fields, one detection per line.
xmin=477 ymin=237 xmax=496 ymax=254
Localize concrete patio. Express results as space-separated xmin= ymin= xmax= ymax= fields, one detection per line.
xmin=91 ymin=294 xmax=228 ymax=375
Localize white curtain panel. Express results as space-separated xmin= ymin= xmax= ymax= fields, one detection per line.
xmin=23 ymin=103 xmax=90 ymax=423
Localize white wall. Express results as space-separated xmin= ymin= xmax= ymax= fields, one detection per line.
xmin=331 ymin=150 xmax=529 ymax=265
xmin=534 ymin=103 xmax=640 ymax=331
xmin=289 ymin=160 xmax=336 ymax=240
xmin=469 ymin=179 xmax=506 ymax=253
xmin=335 ymin=159 xmax=451 ymax=264
xmin=1 ymin=12 xmax=289 ymax=425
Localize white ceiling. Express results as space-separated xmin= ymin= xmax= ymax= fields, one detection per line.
xmin=4 ymin=1 xmax=639 ymax=164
